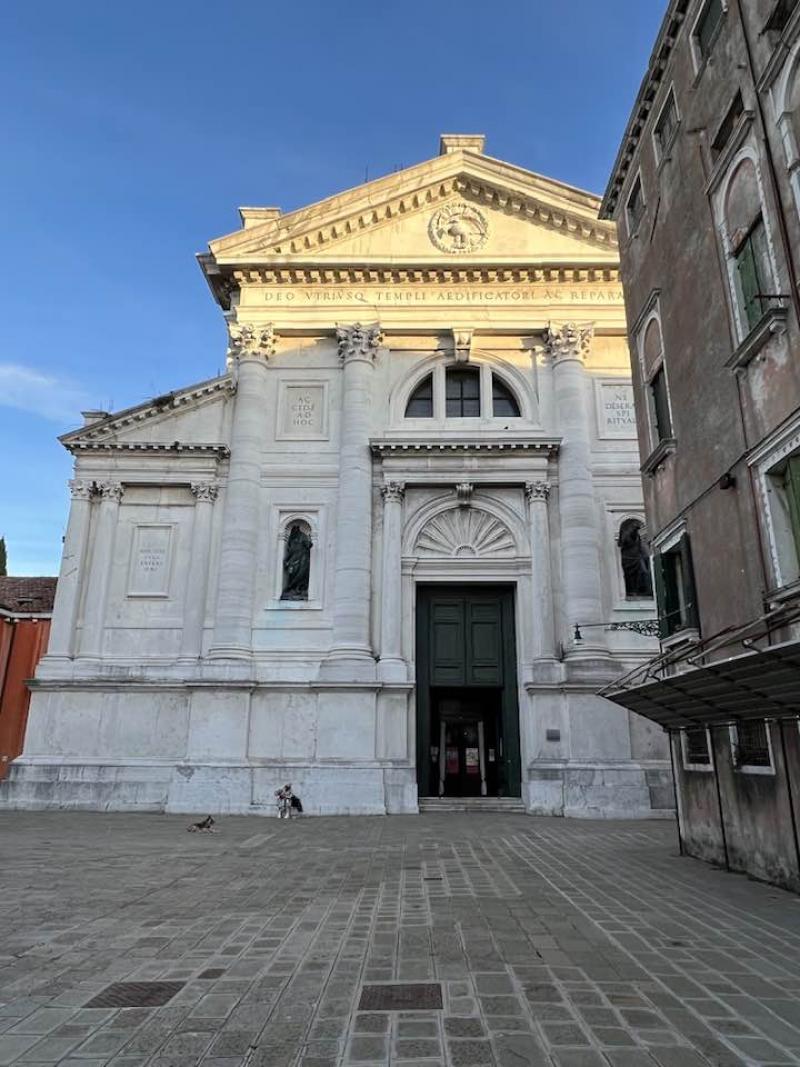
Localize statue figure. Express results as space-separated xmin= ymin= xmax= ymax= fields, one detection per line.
xmin=618 ymin=519 xmax=653 ymax=599
xmin=281 ymin=524 xmax=312 ymax=601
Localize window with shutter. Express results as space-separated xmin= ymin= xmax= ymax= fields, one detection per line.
xmin=651 ymin=368 xmax=673 ymax=443
xmin=654 ymin=92 xmax=679 ymax=160
xmin=734 ymin=217 xmax=771 ymax=331
xmin=784 ymin=457 xmax=800 ymax=563
xmin=696 ymin=0 xmax=723 ymax=61
xmin=654 ymin=533 xmax=699 ymax=638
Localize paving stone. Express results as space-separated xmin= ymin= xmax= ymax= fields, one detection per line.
xmin=445 ymin=1039 xmax=495 ymax=1065
xmin=0 ymin=1036 xmax=43 ymax=1065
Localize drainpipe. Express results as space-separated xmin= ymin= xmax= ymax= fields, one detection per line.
xmin=667 ymin=730 xmax=685 ymax=856
xmin=710 ymin=725 xmax=731 ymax=871
xmin=777 ymin=720 xmax=800 ymax=885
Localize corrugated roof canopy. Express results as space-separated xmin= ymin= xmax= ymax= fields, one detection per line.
xmin=604 ymin=642 xmax=800 ymax=730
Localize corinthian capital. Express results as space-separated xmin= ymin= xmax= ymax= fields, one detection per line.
xmin=381 ymin=481 xmax=405 ymax=503
xmin=544 ymin=322 xmax=594 ymax=364
xmin=191 ymin=482 xmax=219 ymax=503
xmin=96 ymin=482 xmax=124 ymax=502
xmin=227 ymin=320 xmax=276 ymax=360
xmin=69 ymin=480 xmax=94 ymax=501
xmin=525 ymin=481 xmax=551 ymax=503
xmin=336 ymin=323 xmax=382 ymax=363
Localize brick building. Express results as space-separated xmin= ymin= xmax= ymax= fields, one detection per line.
xmin=0 ymin=578 xmax=56 ymax=778
xmin=600 ymin=0 xmax=800 ymax=891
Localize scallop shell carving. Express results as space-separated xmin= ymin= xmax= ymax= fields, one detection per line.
xmin=415 ymin=509 xmax=516 ymax=558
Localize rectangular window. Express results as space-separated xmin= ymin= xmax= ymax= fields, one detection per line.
xmin=626 ymin=175 xmax=645 ymax=235
xmin=445 ymin=367 xmax=480 ymax=417
xmin=654 ymin=533 xmax=699 ymax=638
xmin=683 ymin=727 xmax=712 ymax=768
xmin=654 ymin=92 xmax=679 ymax=160
xmin=783 ymin=457 xmax=800 ymax=565
xmin=732 ymin=721 xmax=773 ymax=769
xmin=696 ymin=0 xmax=724 ymax=61
xmin=734 ymin=216 xmax=772 ymax=331
xmin=650 ymin=366 xmax=673 ymax=443
xmin=711 ymin=91 xmax=744 ymax=158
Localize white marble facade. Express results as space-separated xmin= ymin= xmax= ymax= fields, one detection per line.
xmin=1 ymin=136 xmax=672 ymax=816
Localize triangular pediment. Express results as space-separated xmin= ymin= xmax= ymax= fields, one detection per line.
xmin=204 ymin=150 xmax=618 ymax=278
xmin=60 ymin=375 xmax=232 ymax=454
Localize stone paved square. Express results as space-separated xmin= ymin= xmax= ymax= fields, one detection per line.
xmin=1 ymin=813 xmax=800 ymax=1065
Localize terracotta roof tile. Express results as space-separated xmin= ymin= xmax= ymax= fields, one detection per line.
xmin=0 ymin=577 xmax=58 ymax=614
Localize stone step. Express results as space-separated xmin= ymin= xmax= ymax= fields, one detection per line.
xmin=418 ymin=797 xmax=526 ymax=814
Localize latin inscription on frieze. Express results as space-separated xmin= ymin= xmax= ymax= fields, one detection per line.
xmin=260 ymin=286 xmax=624 ymax=307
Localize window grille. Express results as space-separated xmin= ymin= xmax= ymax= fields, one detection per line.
xmin=734 ymin=721 xmax=772 ymax=768
xmin=684 ymin=728 xmax=711 ymax=766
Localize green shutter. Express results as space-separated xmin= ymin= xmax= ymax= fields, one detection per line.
xmin=735 ymin=228 xmax=765 ymax=331
xmin=653 ymin=552 xmax=669 ymax=639
xmin=678 ymin=534 xmax=700 ymax=632
xmin=784 ymin=458 xmax=800 ymax=563
xmin=652 ymin=369 xmax=673 ymax=441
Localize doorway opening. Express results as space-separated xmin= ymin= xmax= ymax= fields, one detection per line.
xmin=416 ymin=585 xmax=521 ymax=799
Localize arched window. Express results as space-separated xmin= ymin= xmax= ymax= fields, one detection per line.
xmin=640 ymin=316 xmax=672 ymax=450
xmin=445 ymin=366 xmax=480 ymax=417
xmin=618 ymin=519 xmax=653 ymax=599
xmin=724 ymin=158 xmax=774 ymax=332
xmin=281 ymin=521 xmax=312 ymax=602
xmin=491 ymin=375 xmax=521 ymax=417
xmin=405 ymin=374 xmax=433 ymax=418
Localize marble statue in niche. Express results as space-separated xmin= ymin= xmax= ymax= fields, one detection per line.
xmin=281 ymin=523 xmax=312 ymax=601
xmin=618 ymin=519 xmax=653 ymax=598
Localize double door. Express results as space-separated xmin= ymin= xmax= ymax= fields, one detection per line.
xmin=416 ymin=585 xmax=521 ymax=798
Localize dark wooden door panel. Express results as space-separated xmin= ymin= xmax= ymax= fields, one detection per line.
xmin=430 ymin=600 xmax=465 ymax=685
xmin=466 ymin=599 xmax=503 ymax=686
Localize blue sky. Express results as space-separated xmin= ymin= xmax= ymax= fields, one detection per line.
xmin=0 ymin=0 xmax=664 ymax=575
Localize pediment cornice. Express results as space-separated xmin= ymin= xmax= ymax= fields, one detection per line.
xmin=60 ymin=375 xmax=233 ymax=449
xmin=205 ymin=152 xmax=616 ymax=269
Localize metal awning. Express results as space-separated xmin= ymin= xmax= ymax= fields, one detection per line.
xmin=604 ymin=641 xmax=800 ymax=730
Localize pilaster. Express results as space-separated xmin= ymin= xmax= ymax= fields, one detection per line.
xmin=45 ymin=480 xmax=94 ymax=661
xmin=179 ymin=482 xmax=218 ymax=661
xmin=545 ymin=322 xmax=608 ymax=662
xmin=319 ymin=324 xmax=381 ymax=681
xmin=78 ymin=481 xmax=123 ymax=660
xmin=378 ymin=481 xmax=406 ymax=682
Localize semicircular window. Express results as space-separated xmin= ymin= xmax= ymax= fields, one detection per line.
xmin=491 ymin=375 xmax=521 ymax=417
xmin=405 ymin=374 xmax=434 ymax=418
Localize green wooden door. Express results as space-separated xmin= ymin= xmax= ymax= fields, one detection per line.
xmin=416 ymin=585 xmax=521 ymax=798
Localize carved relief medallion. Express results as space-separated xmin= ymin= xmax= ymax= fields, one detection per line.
xmin=428 ymin=202 xmax=489 ymax=254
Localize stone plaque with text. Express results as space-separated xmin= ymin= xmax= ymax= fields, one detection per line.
xmin=597 ymin=382 xmax=637 ymax=438
xmin=128 ymin=525 xmax=172 ymax=597
xmin=277 ymin=383 xmax=328 ymax=440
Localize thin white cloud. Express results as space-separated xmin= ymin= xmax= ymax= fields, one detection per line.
xmin=0 ymin=363 xmax=94 ymax=424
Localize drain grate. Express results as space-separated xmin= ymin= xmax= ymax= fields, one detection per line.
xmin=85 ymin=981 xmax=185 ymax=1008
xmin=358 ymin=983 xmax=443 ymax=1011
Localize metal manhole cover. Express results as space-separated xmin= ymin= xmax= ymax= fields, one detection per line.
xmin=85 ymin=981 xmax=185 ymax=1008
xmin=358 ymin=983 xmax=443 ymax=1011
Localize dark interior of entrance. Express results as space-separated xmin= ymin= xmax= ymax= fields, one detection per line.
xmin=416 ymin=585 xmax=521 ymax=799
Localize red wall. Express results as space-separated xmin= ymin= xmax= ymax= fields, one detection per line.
xmin=0 ymin=618 xmax=50 ymax=778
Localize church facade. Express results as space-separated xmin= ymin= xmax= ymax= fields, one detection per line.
xmin=0 ymin=136 xmax=672 ymax=817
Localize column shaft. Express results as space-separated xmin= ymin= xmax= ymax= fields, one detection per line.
xmin=210 ymin=347 xmax=271 ymax=658
xmin=321 ymin=324 xmax=380 ymax=679
xmin=379 ymin=482 xmax=406 ymax=682
xmin=526 ymin=482 xmax=556 ymax=661
xmin=46 ymin=481 xmax=94 ymax=659
xmin=78 ymin=482 xmax=123 ymax=659
xmin=180 ymin=484 xmax=217 ymax=660
xmin=548 ymin=323 xmax=607 ymax=656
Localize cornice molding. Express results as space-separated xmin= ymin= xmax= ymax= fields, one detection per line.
xmin=230 ymin=265 xmax=621 ymax=287
xmin=371 ymin=438 xmax=560 ymax=456
xmin=60 ymin=377 xmax=233 ymax=447
xmin=224 ymin=176 xmax=617 ymax=261
xmin=65 ymin=442 xmax=231 ymax=457
xmin=600 ymin=0 xmax=691 ymax=219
